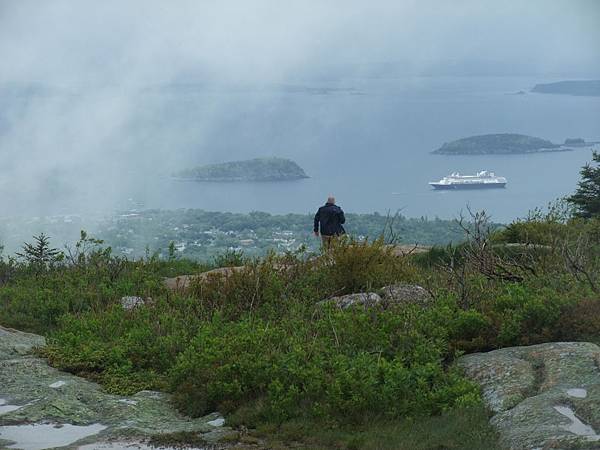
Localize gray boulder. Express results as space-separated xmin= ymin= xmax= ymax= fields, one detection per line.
xmin=319 ymin=292 xmax=383 ymax=309
xmin=379 ymin=284 xmax=434 ymax=307
xmin=458 ymin=342 xmax=600 ymax=449
xmin=318 ymin=284 xmax=433 ymax=310
xmin=120 ymin=296 xmax=145 ymax=310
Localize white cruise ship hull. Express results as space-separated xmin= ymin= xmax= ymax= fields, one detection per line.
xmin=429 ymin=182 xmax=506 ymax=190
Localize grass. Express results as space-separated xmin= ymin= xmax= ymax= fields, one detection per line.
xmin=247 ymin=406 xmax=501 ymax=450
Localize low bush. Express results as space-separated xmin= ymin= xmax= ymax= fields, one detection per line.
xmin=168 ymin=309 xmax=479 ymax=423
xmin=316 ymin=237 xmax=419 ymax=294
xmin=555 ymin=298 xmax=600 ymax=343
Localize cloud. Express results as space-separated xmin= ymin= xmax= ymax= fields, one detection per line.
xmin=2 ymin=0 xmax=598 ymax=85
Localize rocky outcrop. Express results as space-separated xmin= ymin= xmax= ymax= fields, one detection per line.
xmin=318 ymin=284 xmax=434 ymax=310
xmin=318 ymin=292 xmax=382 ymax=309
xmin=164 ymin=266 xmax=245 ymax=292
xmin=0 ymin=326 xmax=45 ymax=359
xmin=458 ymin=342 xmax=600 ymax=450
xmin=0 ymin=326 xmax=236 ymax=449
xmin=378 ymin=284 xmax=433 ymax=307
xmin=163 ymin=263 xmax=297 ymax=293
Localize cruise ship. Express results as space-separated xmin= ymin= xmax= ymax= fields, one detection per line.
xmin=429 ymin=170 xmax=507 ymax=190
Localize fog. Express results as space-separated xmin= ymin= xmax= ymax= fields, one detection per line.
xmin=2 ymin=0 xmax=599 ymax=84
xmin=0 ymin=0 xmax=599 ymax=218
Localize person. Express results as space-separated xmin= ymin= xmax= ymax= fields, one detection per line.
xmin=314 ymin=196 xmax=345 ymax=248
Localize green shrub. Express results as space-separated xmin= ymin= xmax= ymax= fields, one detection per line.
xmin=498 ymin=221 xmax=567 ymax=245
xmin=315 ymin=237 xmax=420 ymax=294
xmin=213 ymin=248 xmax=248 ymax=268
xmin=555 ymin=298 xmax=600 ymax=343
xmin=0 ymin=259 xmax=164 ymax=333
xmin=168 ymin=309 xmax=480 ymax=423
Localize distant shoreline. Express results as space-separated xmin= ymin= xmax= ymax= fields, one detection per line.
xmin=531 ymin=80 xmax=600 ymax=97
xmin=171 ymin=176 xmax=310 ymax=183
xmin=434 ymin=147 xmax=575 ymax=155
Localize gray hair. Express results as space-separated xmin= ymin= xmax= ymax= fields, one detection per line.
xmin=327 ymin=195 xmax=335 ymax=204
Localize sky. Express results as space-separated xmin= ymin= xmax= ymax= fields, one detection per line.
xmin=0 ymin=0 xmax=599 ymax=219
xmin=1 ymin=0 xmax=599 ymax=85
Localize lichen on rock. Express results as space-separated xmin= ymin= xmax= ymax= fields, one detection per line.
xmin=318 ymin=292 xmax=383 ymax=309
xmin=459 ymin=342 xmax=600 ymax=450
xmin=378 ymin=284 xmax=434 ymax=307
xmin=317 ymin=284 xmax=434 ymax=311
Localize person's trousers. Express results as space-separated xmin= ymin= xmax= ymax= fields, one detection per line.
xmin=321 ymin=234 xmax=335 ymax=248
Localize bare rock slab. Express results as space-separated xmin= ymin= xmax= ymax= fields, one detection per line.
xmin=163 ymin=266 xmax=246 ymax=292
xmin=0 ymin=326 xmax=45 ymax=359
xmin=0 ymin=326 xmax=233 ymax=449
xmin=458 ymin=342 xmax=600 ymax=450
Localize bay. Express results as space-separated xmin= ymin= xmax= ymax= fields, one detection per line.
xmin=2 ymin=76 xmax=599 ymax=223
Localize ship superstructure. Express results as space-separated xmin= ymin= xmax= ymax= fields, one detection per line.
xmin=429 ymin=170 xmax=507 ymax=189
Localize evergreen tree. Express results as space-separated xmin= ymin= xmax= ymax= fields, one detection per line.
xmin=568 ymin=151 xmax=600 ymax=218
xmin=16 ymin=233 xmax=63 ymax=268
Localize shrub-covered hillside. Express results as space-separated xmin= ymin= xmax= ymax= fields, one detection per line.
xmin=1 ymin=208 xmax=599 ymax=447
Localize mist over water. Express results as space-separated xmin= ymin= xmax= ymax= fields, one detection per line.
xmin=0 ymin=0 xmax=599 ymax=223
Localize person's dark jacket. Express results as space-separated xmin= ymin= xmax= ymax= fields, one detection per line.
xmin=314 ymin=203 xmax=346 ymax=236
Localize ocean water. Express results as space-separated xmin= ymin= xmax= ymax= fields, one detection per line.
xmin=2 ymin=76 xmax=600 ymax=222
xmin=132 ymin=76 xmax=600 ymax=222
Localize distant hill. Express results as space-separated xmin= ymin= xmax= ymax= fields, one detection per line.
xmin=174 ymin=157 xmax=309 ymax=182
xmin=432 ymin=134 xmax=562 ymax=155
xmin=531 ymin=80 xmax=600 ymax=96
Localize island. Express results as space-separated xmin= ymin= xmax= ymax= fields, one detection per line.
xmin=564 ymin=138 xmax=594 ymax=148
xmin=531 ymin=80 xmax=600 ymax=97
xmin=432 ymin=133 xmax=563 ymax=155
xmin=174 ymin=157 xmax=309 ymax=182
